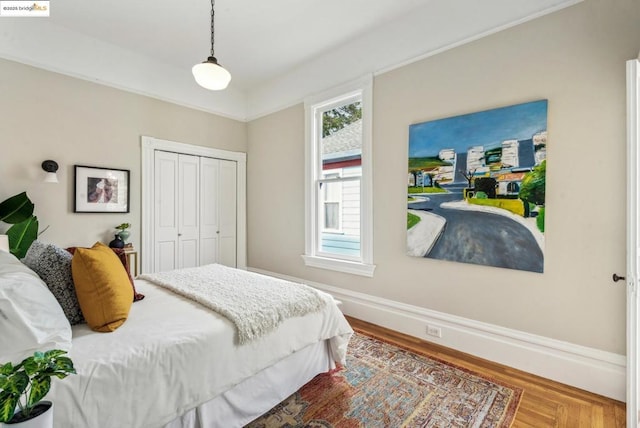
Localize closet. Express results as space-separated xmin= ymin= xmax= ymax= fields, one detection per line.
xmin=141 ymin=137 xmax=247 ymax=274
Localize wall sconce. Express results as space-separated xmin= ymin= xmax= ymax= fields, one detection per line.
xmin=41 ymin=160 xmax=59 ymax=183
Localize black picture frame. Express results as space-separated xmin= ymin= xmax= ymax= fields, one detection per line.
xmin=74 ymin=165 xmax=130 ymax=213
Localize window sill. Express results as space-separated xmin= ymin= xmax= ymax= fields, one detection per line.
xmin=301 ymin=255 xmax=376 ymax=277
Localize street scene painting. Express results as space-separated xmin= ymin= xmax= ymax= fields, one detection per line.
xmin=407 ymin=100 xmax=547 ymax=273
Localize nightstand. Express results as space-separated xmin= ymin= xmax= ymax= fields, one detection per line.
xmin=124 ymin=248 xmax=138 ymax=277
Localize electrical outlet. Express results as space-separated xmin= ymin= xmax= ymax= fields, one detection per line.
xmin=426 ymin=325 xmax=442 ymax=338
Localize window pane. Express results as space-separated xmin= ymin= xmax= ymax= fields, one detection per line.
xmin=318 ymin=179 xmax=360 ymax=258
xmin=321 ymin=102 xmax=362 ymax=176
xmin=324 ymin=202 xmax=339 ymax=229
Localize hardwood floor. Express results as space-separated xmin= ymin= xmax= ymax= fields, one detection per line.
xmin=347 ymin=316 xmax=626 ymax=427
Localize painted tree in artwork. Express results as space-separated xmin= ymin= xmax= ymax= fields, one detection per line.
xmin=460 ymin=168 xmax=477 ymax=188
xmin=519 ymin=160 xmax=546 ymax=232
xmin=519 ymin=160 xmax=546 ymax=206
xmin=474 ymin=177 xmax=497 ymax=198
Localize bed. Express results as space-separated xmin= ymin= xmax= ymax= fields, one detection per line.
xmin=0 ymin=244 xmax=353 ymax=428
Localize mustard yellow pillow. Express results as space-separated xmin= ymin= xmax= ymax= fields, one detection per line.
xmin=71 ymin=242 xmax=134 ymax=332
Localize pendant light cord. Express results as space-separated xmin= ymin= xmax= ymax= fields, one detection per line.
xmin=210 ymin=0 xmax=216 ymax=58
xmin=192 ymin=0 xmax=230 ymax=90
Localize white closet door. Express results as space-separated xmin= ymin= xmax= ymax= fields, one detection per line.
xmin=199 ymin=157 xmax=220 ymax=265
xmin=219 ymin=159 xmax=237 ymax=267
xmin=143 ymin=137 xmax=246 ymax=273
xmin=154 ymin=151 xmax=179 ymax=272
xmin=178 ymin=154 xmax=200 ymax=269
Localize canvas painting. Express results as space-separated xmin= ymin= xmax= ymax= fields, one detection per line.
xmin=407 ymin=100 xmax=547 ymax=273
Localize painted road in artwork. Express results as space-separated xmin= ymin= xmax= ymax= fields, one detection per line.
xmin=410 ymin=191 xmax=543 ymax=272
xmin=407 ymin=100 xmax=547 ymax=273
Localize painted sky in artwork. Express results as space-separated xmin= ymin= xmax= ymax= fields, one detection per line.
xmin=409 ymin=100 xmax=548 ymax=158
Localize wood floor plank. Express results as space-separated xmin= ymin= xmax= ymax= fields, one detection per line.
xmin=347 ymin=316 xmax=626 ymax=427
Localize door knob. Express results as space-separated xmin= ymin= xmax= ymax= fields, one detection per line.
xmin=612 ymin=273 xmax=625 ymax=282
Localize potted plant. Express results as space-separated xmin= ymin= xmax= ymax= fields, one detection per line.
xmin=0 ymin=350 xmax=76 ymax=427
xmin=115 ymin=222 xmax=131 ymax=243
xmin=0 ymin=192 xmax=39 ymax=259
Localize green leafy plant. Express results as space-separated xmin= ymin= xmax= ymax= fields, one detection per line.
xmin=536 ymin=206 xmax=545 ymax=233
xmin=0 ymin=350 xmax=76 ymax=423
xmin=0 ymin=192 xmax=39 ymax=259
xmin=519 ymin=160 xmax=546 ymax=206
xmin=115 ymin=223 xmax=131 ymax=231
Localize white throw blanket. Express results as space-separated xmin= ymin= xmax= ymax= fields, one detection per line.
xmin=138 ymin=264 xmax=326 ymax=344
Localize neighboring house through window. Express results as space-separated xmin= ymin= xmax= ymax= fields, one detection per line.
xmin=303 ymin=76 xmax=375 ymax=277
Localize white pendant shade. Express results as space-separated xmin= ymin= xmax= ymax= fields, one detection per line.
xmin=192 ymin=59 xmax=231 ymax=91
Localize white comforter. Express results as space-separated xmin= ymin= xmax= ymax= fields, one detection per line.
xmin=48 ymin=278 xmax=352 ymax=428
xmin=138 ymin=264 xmax=328 ymax=344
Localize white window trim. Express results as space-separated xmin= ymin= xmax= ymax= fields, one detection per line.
xmin=302 ymin=75 xmax=375 ymax=277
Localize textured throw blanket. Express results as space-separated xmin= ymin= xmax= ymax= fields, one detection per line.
xmin=138 ymin=264 xmax=326 ymax=344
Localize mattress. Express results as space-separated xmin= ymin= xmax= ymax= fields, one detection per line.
xmin=48 ymin=278 xmax=353 ymax=428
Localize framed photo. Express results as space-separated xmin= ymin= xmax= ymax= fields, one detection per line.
xmin=74 ymin=165 xmax=130 ymax=213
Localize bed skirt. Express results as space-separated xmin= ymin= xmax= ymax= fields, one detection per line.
xmin=163 ymin=340 xmax=334 ymax=428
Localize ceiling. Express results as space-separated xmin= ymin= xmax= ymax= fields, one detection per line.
xmin=0 ymin=0 xmax=580 ymax=121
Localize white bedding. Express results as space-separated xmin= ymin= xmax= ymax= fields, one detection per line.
xmin=138 ymin=264 xmax=327 ymax=344
xmin=48 ymin=278 xmax=353 ymax=428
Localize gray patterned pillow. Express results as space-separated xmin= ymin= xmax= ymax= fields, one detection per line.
xmin=22 ymin=241 xmax=85 ymax=325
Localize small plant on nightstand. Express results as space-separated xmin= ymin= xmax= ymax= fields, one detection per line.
xmin=115 ymin=222 xmax=131 ymax=243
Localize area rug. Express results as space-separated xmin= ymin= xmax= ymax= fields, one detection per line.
xmin=246 ymin=330 xmax=523 ymax=427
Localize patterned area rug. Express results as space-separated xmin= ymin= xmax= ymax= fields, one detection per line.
xmin=246 ymin=330 xmax=522 ymax=427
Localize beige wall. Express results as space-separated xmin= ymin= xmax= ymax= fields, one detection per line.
xmin=248 ymin=0 xmax=640 ymax=355
xmin=0 ymin=59 xmax=247 ymax=250
xmin=1 ymin=0 xmax=637 ymax=356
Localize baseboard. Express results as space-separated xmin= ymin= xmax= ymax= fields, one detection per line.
xmin=249 ymin=267 xmax=626 ymax=401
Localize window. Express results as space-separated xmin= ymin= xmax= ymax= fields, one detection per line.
xmin=303 ymin=76 xmax=375 ymax=277
xmin=323 ymin=172 xmax=342 ymax=231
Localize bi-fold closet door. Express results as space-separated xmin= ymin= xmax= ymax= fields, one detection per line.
xmin=154 ymin=150 xmax=237 ymax=273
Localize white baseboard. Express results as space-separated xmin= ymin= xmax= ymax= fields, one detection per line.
xmin=249 ymin=267 xmax=626 ymax=401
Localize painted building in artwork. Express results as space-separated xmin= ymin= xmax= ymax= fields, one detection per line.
xmin=408 ymin=172 xmax=415 ymax=187
xmin=533 ymin=131 xmax=547 ymax=165
xmin=496 ymin=171 xmax=526 ymax=196
xmin=433 ymin=165 xmax=455 ymax=183
xmin=501 ymin=140 xmax=519 ymax=168
xmin=466 ymin=146 xmax=485 ymax=171
xmin=408 ymin=170 xmax=428 ymax=187
xmin=439 ymin=148 xmax=455 ymax=162
xmin=494 ymin=131 xmax=547 ymax=196
xmin=434 ymin=148 xmax=456 ymax=182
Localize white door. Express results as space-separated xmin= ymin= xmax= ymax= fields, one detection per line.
xmin=154 ymin=152 xmax=201 ymax=271
xmin=178 ymin=154 xmax=200 ymax=268
xmin=142 ymin=137 xmax=247 ymax=273
xmin=154 ymin=151 xmax=179 ymax=272
xmin=200 ymin=157 xmax=220 ymax=265
xmin=219 ymin=159 xmax=237 ymax=267
xmin=199 ymin=158 xmax=237 ymax=267
xmin=627 ymin=57 xmax=640 ymax=428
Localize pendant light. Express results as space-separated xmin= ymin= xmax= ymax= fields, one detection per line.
xmin=192 ymin=0 xmax=231 ymax=90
